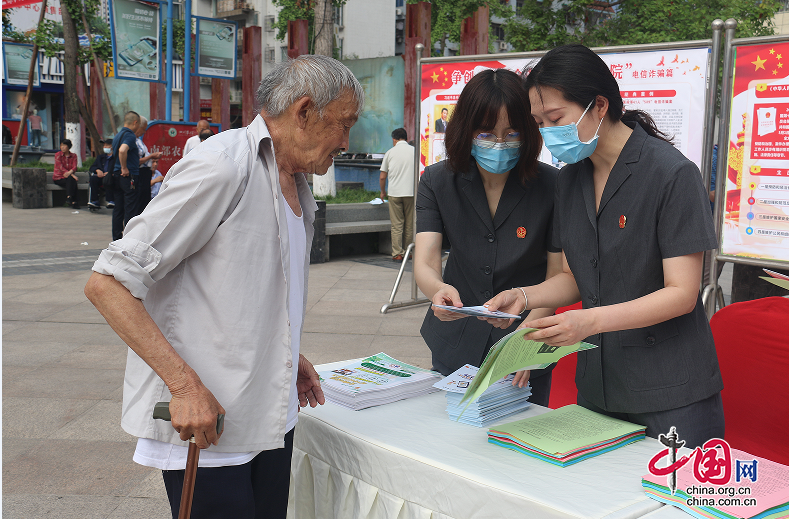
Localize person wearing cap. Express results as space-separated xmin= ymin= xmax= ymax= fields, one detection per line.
xmin=88 ymin=138 xmax=116 ymax=209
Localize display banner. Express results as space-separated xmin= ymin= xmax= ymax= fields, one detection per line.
xmin=720 ymin=41 xmax=789 ymax=263
xmin=3 ymin=43 xmax=40 ymax=87
xmin=143 ymin=121 xmax=221 ymax=176
xmin=109 ymin=0 xmax=162 ymax=82
xmin=418 ymin=48 xmax=709 ymax=174
xmin=195 ymin=17 xmax=237 ymax=79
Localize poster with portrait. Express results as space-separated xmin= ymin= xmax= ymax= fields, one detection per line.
xmin=720 ymin=42 xmax=789 ymax=263
xmin=3 ymin=42 xmax=40 ymax=87
xmin=110 ymin=0 xmax=162 ymax=81
xmin=418 ymin=48 xmax=709 ymax=174
xmin=195 ymin=17 xmax=237 ymax=79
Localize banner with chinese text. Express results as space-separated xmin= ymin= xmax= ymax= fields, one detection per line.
xmin=418 ymin=48 xmax=709 ymax=174
xmin=109 ymin=0 xmax=162 ymax=82
xmin=721 ymin=41 xmax=789 ymax=263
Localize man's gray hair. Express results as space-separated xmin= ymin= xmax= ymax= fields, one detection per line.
xmin=139 ymin=116 xmax=148 ymax=126
xmin=256 ymin=55 xmax=364 ymax=118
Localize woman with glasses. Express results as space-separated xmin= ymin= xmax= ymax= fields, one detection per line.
xmin=414 ymin=68 xmax=562 ymax=406
xmin=484 ymin=45 xmax=723 ymax=447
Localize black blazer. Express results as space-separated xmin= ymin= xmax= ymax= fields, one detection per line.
xmin=417 ymin=158 xmax=559 ymax=375
xmin=554 ymin=123 xmax=724 ymax=414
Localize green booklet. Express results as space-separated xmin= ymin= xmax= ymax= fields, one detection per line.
xmin=460 ymin=327 xmax=597 ymax=408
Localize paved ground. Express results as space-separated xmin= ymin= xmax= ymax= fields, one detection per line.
xmin=2 ymin=201 xmax=431 ymax=518
xmin=1 ymin=201 xmax=733 ymax=518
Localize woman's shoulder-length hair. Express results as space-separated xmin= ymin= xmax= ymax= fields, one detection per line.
xmin=444 ymin=68 xmax=541 ymax=183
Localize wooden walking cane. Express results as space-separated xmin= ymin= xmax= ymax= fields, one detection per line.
xmin=153 ymin=402 xmax=225 ymax=519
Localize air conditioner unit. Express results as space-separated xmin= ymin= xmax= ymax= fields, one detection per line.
xmin=395 ymin=7 xmax=403 ymax=16
xmin=264 ymin=15 xmax=275 ymax=32
xmin=498 ymin=41 xmax=508 ymax=51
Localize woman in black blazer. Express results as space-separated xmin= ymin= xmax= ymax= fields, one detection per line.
xmin=414 ymin=68 xmax=562 ymax=407
xmin=485 ymin=45 xmax=724 ymax=448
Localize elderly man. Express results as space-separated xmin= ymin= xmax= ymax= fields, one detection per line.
xmin=183 ymin=119 xmax=210 ymax=157
xmin=84 ymin=55 xmax=363 ymax=518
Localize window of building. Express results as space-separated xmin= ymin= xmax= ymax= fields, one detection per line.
xmin=281 ymin=46 xmax=289 ymax=62
xmin=333 ymin=5 xmax=344 ymax=27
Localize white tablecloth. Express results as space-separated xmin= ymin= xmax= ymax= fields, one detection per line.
xmin=287 ymin=361 xmax=668 ymax=519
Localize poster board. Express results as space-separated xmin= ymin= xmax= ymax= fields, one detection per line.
xmin=418 ymin=48 xmax=709 ymax=174
xmin=109 ymin=0 xmax=162 ymax=82
xmin=720 ymin=41 xmax=789 ymax=264
xmin=143 ymin=121 xmax=222 ymax=176
xmin=195 ymin=17 xmax=238 ymax=79
xmin=3 ymin=43 xmax=40 ymax=87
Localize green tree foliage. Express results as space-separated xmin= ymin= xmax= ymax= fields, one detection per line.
xmin=407 ymin=0 xmax=512 ymax=56
xmin=2 ymin=0 xmax=112 ymax=64
xmin=504 ymin=0 xmax=783 ymax=52
xmin=271 ymin=0 xmax=346 ymax=55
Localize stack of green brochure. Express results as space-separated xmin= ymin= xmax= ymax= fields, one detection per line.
xmin=459 ymin=327 xmax=597 ymax=411
xmin=487 ymin=405 xmax=646 ymax=467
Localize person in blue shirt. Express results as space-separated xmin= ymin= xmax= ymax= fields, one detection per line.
xmin=110 ymin=112 xmax=141 ymax=240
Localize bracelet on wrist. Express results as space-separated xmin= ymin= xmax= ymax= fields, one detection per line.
xmin=514 ymin=287 xmax=528 ymax=315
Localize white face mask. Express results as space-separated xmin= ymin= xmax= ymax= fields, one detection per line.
xmin=103 ymin=147 xmax=112 ymax=154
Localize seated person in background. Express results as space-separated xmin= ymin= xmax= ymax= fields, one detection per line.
xmin=88 ymin=139 xmax=115 ymax=209
xmin=53 ymin=139 xmax=80 ymax=209
xmin=199 ymin=128 xmax=213 ymax=142
xmin=150 ymin=158 xmax=164 ymax=198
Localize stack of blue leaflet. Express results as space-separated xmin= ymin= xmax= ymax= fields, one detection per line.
xmin=434 ymin=365 xmax=532 ymax=427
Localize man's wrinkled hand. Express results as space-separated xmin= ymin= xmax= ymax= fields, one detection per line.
xmin=121 ymin=167 xmax=130 ymax=177
xmin=297 ymin=354 xmax=325 ymax=408
xmin=168 ymin=380 xmax=226 ymax=449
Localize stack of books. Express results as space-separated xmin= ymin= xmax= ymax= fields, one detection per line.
xmin=319 ymin=353 xmax=441 ymax=411
xmin=642 ymin=448 xmax=789 ymax=519
xmin=487 ymin=404 xmax=647 ymax=467
xmin=434 ymin=364 xmax=532 ymax=427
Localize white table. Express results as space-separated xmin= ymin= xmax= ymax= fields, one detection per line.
xmin=287 ymin=361 xmax=670 ymax=519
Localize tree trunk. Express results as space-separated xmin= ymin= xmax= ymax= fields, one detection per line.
xmin=61 ymin=0 xmax=83 ymax=166
xmin=312 ymin=0 xmax=335 ymax=197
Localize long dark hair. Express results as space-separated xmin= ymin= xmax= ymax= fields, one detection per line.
xmin=444 ymin=68 xmax=542 ymax=183
xmin=523 ymin=44 xmax=671 ymax=143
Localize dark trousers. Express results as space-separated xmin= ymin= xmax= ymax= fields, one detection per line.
xmin=577 ymin=391 xmax=725 ymax=449
xmin=89 ymin=173 xmax=114 ymax=204
xmin=111 ymin=173 xmax=139 ymax=241
xmin=162 ymin=429 xmax=295 ymax=519
xmin=53 ymin=176 xmax=79 ymax=205
xmin=136 ymin=166 xmax=152 ymax=214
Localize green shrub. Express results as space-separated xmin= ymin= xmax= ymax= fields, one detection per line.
xmin=315 ymin=187 xmax=381 ymax=204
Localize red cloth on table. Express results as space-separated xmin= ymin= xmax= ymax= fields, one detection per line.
xmin=710 ymin=296 xmax=789 ymax=466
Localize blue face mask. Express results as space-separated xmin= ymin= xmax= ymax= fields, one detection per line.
xmin=539 ymin=100 xmax=603 ymax=164
xmin=471 ymin=142 xmax=520 ymax=174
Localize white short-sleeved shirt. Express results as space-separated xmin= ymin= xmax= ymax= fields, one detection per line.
xmin=381 ymin=140 xmax=415 ymax=198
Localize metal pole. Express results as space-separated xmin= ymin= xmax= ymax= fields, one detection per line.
xmin=81 ymin=9 xmax=117 ymax=132
xmin=700 ymin=19 xmax=724 ymax=294
xmin=706 ymin=18 xmax=738 ymax=319
xmin=10 ymin=0 xmax=48 ymax=167
xmin=184 ymin=0 xmax=192 ymax=122
xmin=165 ymin=0 xmax=174 ymax=120
xmin=411 ymin=42 xmax=424 ymax=301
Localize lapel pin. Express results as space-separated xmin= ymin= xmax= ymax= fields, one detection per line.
xmin=619 ymin=215 xmax=627 ymax=229
xmin=516 ymin=227 xmax=527 ymax=238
